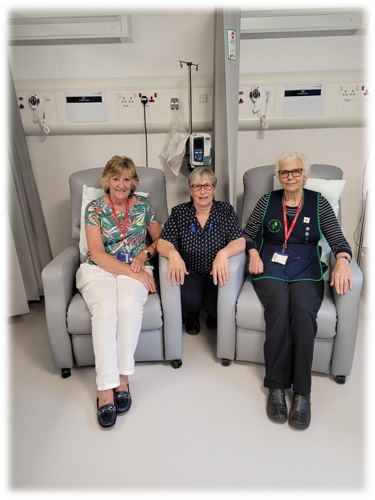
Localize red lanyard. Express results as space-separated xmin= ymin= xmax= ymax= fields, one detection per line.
xmin=282 ymin=194 xmax=303 ymax=253
xmin=108 ymin=196 xmax=130 ymax=242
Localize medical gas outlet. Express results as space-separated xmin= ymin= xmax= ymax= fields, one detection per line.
xmin=249 ymin=87 xmax=270 ymax=130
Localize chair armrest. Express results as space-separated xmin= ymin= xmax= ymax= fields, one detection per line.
xmin=158 ymin=255 xmax=183 ymax=361
xmin=41 ymin=246 xmax=80 ymax=371
xmin=217 ymin=252 xmax=246 ymax=360
xmin=329 ymin=254 xmax=363 ymax=377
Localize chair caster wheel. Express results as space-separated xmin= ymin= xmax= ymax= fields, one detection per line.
xmin=61 ymin=368 xmax=71 ymax=378
xmin=221 ymin=359 xmax=231 ymax=367
xmin=171 ymin=359 xmax=182 ymax=369
xmin=335 ymin=375 xmax=346 ymax=384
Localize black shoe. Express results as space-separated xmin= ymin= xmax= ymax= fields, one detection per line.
xmin=206 ymin=315 xmax=217 ymax=330
xmin=185 ymin=312 xmax=200 ymax=335
xmin=289 ymin=394 xmax=311 ymax=430
xmin=114 ymin=384 xmax=132 ymax=414
xmin=266 ymin=389 xmax=288 ymax=423
xmin=97 ymin=399 xmax=117 ymax=429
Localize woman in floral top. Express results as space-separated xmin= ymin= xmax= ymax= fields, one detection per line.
xmin=76 ymin=155 xmax=162 ymax=428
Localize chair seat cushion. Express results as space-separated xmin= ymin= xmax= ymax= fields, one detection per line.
xmin=67 ymin=291 xmax=163 ymax=335
xmin=236 ymin=276 xmax=337 ymax=340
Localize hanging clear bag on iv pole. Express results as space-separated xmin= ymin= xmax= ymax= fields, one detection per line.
xmin=160 ymin=108 xmax=190 ymax=176
xmin=160 ymin=115 xmax=212 ymax=175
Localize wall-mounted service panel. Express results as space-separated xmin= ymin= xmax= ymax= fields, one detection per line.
xmin=238 ymin=70 xmax=368 ymax=130
xmin=15 ymin=76 xmax=213 ymax=135
xmin=14 ymin=71 xmax=368 ymax=135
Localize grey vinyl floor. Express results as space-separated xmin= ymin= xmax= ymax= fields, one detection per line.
xmin=5 ymin=297 xmax=373 ymax=497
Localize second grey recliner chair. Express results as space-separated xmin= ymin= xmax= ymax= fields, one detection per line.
xmin=217 ymin=164 xmax=363 ymax=383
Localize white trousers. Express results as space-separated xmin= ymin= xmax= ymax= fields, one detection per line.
xmin=76 ymin=263 xmax=150 ymax=391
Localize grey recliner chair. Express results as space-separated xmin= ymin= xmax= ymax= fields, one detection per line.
xmin=42 ymin=166 xmax=183 ymax=378
xmin=217 ymin=164 xmax=363 ymax=383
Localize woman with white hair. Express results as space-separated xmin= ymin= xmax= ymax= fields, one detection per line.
xmin=244 ymin=150 xmax=353 ymax=430
xmin=158 ymin=167 xmax=245 ymax=334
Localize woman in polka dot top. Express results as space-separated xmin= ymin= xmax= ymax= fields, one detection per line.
xmin=158 ymin=167 xmax=245 ymax=334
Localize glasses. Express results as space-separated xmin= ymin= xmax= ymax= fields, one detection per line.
xmin=191 ymin=183 xmax=215 ymax=192
xmin=278 ymin=168 xmax=304 ymax=179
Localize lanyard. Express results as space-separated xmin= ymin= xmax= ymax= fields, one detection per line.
xmin=108 ymin=195 xmax=130 ymax=242
xmin=282 ymin=194 xmax=303 ymax=253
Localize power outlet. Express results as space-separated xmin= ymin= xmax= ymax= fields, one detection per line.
xmin=138 ymin=91 xmax=160 ymax=121
xmin=141 ymin=92 xmax=158 ymax=109
xmin=118 ymin=90 xmax=141 ymax=122
xmin=358 ymin=85 xmax=370 ymax=115
xmin=118 ymin=92 xmax=136 ymax=108
xmin=338 ymin=83 xmax=359 ymax=115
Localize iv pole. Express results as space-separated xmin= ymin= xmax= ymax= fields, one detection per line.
xmin=180 ymin=60 xmax=199 ymax=171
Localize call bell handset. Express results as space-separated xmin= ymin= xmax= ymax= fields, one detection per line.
xmin=29 ymin=94 xmax=50 ymax=134
xmin=189 ymin=133 xmax=212 ymax=167
xmin=250 ymin=87 xmax=269 ymax=131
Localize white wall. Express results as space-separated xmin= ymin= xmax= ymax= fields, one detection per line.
xmin=8 ymin=9 xmax=215 ymax=256
xmin=8 ymin=7 xmax=369 ymax=259
xmin=8 ymin=9 xmax=215 ymax=78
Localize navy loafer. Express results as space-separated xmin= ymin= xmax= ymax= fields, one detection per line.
xmin=97 ymin=399 xmax=117 ymax=429
xmin=114 ymin=385 xmax=132 ymax=414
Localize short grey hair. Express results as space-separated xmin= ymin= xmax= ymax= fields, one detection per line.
xmin=189 ymin=167 xmax=217 ymax=188
xmin=274 ymin=150 xmax=311 ymax=177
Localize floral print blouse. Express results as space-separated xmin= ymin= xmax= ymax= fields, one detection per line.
xmin=84 ymin=195 xmax=158 ymax=265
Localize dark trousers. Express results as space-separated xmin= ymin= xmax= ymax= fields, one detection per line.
xmin=181 ymin=273 xmax=218 ymax=318
xmin=253 ymin=279 xmax=324 ymax=395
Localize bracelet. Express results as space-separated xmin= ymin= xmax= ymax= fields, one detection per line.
xmin=337 ymin=256 xmax=351 ymax=263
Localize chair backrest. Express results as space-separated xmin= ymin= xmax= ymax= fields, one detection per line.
xmin=69 ymin=166 xmax=169 ymax=241
xmin=240 ymin=164 xmax=343 ymax=229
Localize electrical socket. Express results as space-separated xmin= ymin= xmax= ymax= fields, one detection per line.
xmin=338 ymin=83 xmax=359 ymax=115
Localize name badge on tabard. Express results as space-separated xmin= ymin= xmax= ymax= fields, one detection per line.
xmin=272 ymin=252 xmax=288 ymax=265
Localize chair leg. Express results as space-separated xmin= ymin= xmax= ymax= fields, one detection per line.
xmin=171 ymin=359 xmax=182 ymax=369
xmin=61 ymin=368 xmax=72 ymax=378
xmin=335 ymin=375 xmax=346 ymax=384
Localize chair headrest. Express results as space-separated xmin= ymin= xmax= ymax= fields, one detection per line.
xmin=69 ymin=166 xmax=169 ymax=241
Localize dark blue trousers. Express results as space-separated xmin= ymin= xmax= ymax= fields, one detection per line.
xmin=253 ymin=279 xmax=324 ymax=395
xmin=181 ymin=273 xmax=218 ymax=318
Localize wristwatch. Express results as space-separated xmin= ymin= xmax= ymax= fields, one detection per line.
xmin=143 ymin=250 xmax=152 ymax=261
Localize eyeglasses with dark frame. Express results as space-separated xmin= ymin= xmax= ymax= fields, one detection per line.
xmin=191 ymin=183 xmax=216 ymax=192
xmin=278 ymin=168 xmax=304 ymax=179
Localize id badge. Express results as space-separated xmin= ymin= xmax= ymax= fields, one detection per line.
xmin=272 ymin=252 xmax=288 ymax=265
xmin=117 ymin=252 xmax=133 ymax=264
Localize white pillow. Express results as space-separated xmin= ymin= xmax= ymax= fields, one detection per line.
xmin=273 ymin=176 xmax=346 ymax=217
xmin=272 ymin=176 xmax=346 ymax=280
xmin=79 ymin=185 xmax=149 ymax=262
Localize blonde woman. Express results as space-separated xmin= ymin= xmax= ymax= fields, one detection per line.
xmin=76 ymin=155 xmax=162 ymax=428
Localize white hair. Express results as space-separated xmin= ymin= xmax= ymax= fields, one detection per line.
xmin=274 ymin=150 xmax=311 ymax=177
